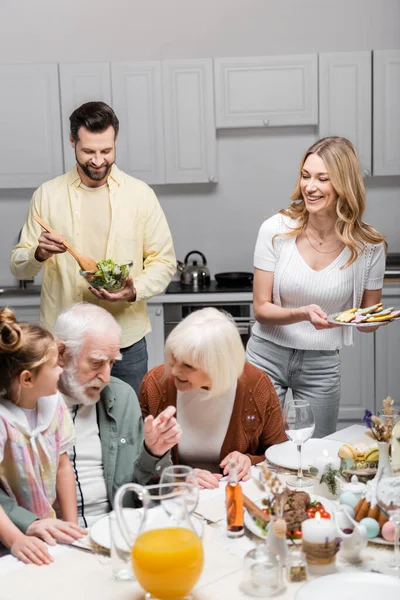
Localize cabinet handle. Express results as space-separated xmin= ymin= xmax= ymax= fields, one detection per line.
xmin=363 ymin=169 xmax=371 ymax=177
xmin=208 ymin=175 xmax=214 ymax=182
xmin=263 ymin=119 xmax=270 ymax=126
xmin=155 ymin=308 xmax=162 ymax=316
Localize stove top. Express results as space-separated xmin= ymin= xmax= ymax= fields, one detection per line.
xmin=166 ymin=281 xmax=253 ymax=294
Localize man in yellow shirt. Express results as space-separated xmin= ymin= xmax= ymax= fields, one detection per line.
xmin=11 ymin=101 xmax=176 ymax=395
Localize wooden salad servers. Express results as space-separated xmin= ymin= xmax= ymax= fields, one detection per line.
xmin=34 ymin=215 xmax=98 ymax=272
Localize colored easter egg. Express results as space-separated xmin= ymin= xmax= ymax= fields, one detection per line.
xmin=339 ymin=491 xmax=358 ymax=508
xmin=381 ymin=521 xmax=396 ymax=542
xmin=360 ymin=517 xmax=380 ymax=539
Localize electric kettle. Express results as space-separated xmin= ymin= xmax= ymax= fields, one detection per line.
xmin=177 ymin=251 xmax=211 ymax=287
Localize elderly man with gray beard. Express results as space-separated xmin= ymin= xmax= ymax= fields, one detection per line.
xmin=53 ymin=302 xmax=181 ymax=529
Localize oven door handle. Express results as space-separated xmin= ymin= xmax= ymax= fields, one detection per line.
xmin=236 ymin=324 xmax=252 ymax=335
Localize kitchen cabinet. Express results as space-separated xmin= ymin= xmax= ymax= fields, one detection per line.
xmin=319 ymin=52 xmax=372 ymax=176
xmin=59 ymin=62 xmax=112 ymax=172
xmin=374 ymin=290 xmax=400 ymax=409
xmin=0 ymin=63 xmax=63 ymax=188
xmin=162 ymin=59 xmax=217 ymax=183
xmin=373 ymin=49 xmax=400 ymax=176
xmin=146 ymin=303 xmax=165 ymax=370
xmin=214 ymin=54 xmax=318 ymax=128
xmin=111 ymin=61 xmax=166 ymax=184
xmin=111 ymin=59 xmax=217 ymax=185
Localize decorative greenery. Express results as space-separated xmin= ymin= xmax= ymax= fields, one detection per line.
xmin=309 ymin=464 xmax=340 ymax=495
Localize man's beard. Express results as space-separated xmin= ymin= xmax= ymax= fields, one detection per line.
xmin=59 ymin=363 xmax=106 ymax=406
xmin=75 ymin=153 xmax=113 ymax=182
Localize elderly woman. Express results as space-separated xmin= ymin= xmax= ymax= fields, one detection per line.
xmin=139 ymin=307 xmax=286 ymax=489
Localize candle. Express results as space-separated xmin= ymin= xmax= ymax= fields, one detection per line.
xmin=302 ymin=512 xmax=336 ymax=544
xmin=302 ymin=513 xmax=338 ymax=575
xmin=313 ymin=449 xmax=340 ymax=476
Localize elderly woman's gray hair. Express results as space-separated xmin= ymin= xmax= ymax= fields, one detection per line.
xmin=53 ymin=302 xmax=121 ymax=358
xmin=165 ymin=307 xmax=245 ymax=397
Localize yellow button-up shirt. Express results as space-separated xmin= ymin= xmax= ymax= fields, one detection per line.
xmin=10 ymin=165 xmax=176 ymax=348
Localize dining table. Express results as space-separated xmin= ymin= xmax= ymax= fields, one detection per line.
xmin=0 ymin=424 xmax=399 ymax=600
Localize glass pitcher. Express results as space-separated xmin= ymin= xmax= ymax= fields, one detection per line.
xmin=114 ymin=482 xmax=204 ymax=600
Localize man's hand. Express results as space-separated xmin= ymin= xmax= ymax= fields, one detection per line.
xmin=193 ymin=469 xmax=222 ymax=490
xmin=220 ymin=451 xmax=251 ymax=481
xmin=34 ymin=232 xmax=67 ymax=262
xmin=144 ymin=406 xmax=182 ymax=457
xmin=26 ymin=519 xmax=87 ymax=546
xmin=88 ymin=276 xmax=137 ymax=303
xmin=11 ymin=534 xmax=53 ymax=566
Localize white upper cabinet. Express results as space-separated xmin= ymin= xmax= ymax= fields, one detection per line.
xmin=59 ymin=63 xmax=112 ymax=172
xmin=373 ymin=50 xmax=400 ymax=176
xmin=110 ymin=62 xmax=166 ymax=184
xmin=319 ymin=52 xmax=372 ymax=176
xmin=214 ymin=55 xmax=318 ymax=128
xmin=162 ymin=59 xmax=217 ymax=183
xmin=0 ymin=64 xmax=63 ymax=188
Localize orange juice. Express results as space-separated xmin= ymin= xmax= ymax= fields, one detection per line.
xmin=132 ymin=527 xmax=204 ymax=599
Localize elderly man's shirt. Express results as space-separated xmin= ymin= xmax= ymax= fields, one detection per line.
xmin=63 ymin=397 xmax=110 ymax=528
xmin=10 ymin=164 xmax=176 ymax=348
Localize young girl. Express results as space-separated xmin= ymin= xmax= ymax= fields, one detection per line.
xmin=0 ymin=307 xmax=79 ymax=561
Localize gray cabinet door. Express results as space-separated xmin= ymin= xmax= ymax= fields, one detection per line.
xmin=146 ymin=304 xmax=165 ymax=370
xmin=339 ymin=330 xmax=375 ymax=425
xmin=373 ymin=50 xmax=400 ymax=176
xmin=0 ymin=64 xmax=63 ymax=187
xmin=319 ymin=51 xmax=372 ymax=176
xmin=375 ymin=291 xmax=400 ymax=411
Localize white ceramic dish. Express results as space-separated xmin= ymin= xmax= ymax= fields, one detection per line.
xmin=294 ymin=571 xmax=400 ymax=599
xmin=327 ymin=313 xmax=400 ymax=328
xmin=244 ymin=495 xmax=335 ymax=539
xmin=265 ymin=438 xmax=342 ymax=471
xmin=90 ymin=507 xmax=203 ymax=550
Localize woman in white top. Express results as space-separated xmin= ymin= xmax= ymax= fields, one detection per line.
xmin=246 ymin=136 xmax=386 ymax=437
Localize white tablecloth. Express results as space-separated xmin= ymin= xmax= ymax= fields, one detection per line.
xmin=0 ymin=425 xmax=397 ymax=600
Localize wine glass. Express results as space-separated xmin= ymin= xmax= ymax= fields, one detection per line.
xmin=375 ymin=464 xmax=400 ymax=576
xmin=160 ymin=465 xmax=199 ymax=515
xmin=283 ymin=399 xmax=315 ymax=488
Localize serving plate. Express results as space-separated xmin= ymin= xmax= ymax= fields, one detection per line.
xmin=90 ymin=508 xmax=203 ymax=549
xmin=265 ymin=439 xmax=342 ymax=471
xmin=294 ymin=572 xmax=400 ymax=599
xmin=244 ymin=495 xmax=335 ymax=539
xmin=327 ymin=313 xmax=400 ymax=328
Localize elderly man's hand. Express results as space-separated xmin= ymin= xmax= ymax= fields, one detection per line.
xmin=220 ymin=451 xmax=252 ymax=482
xmin=26 ymin=519 xmax=87 ymax=546
xmin=144 ymin=406 xmax=182 ymax=457
xmin=88 ymin=276 xmax=137 ymax=303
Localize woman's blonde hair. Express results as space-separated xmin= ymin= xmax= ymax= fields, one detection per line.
xmin=0 ymin=307 xmax=55 ymax=399
xmin=280 ymin=136 xmax=386 ymax=267
xmin=165 ymin=307 xmax=245 ymax=398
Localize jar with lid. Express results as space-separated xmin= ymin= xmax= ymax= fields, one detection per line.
xmin=286 ymin=549 xmax=308 ymax=583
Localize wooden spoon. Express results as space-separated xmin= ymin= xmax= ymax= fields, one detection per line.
xmin=34 ymin=215 xmax=98 ymax=272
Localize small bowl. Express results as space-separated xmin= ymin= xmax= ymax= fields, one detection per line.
xmin=80 ymin=260 xmax=133 ymax=293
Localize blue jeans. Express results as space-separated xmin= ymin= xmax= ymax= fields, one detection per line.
xmin=246 ymin=335 xmax=341 ymax=438
xmin=111 ymin=337 xmax=148 ymax=396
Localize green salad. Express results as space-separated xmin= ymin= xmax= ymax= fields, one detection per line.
xmin=89 ymin=259 xmax=131 ymax=290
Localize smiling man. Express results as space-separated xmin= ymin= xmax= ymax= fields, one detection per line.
xmin=11 ymin=101 xmax=176 ymax=395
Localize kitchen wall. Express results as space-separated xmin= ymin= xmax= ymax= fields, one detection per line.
xmin=1 ymin=0 xmax=399 ymax=285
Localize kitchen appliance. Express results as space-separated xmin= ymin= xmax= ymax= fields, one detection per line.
xmin=164 ymin=300 xmax=255 ymax=348
xmin=214 ymin=272 xmax=253 ymax=287
xmin=176 ymin=251 xmax=211 ymax=287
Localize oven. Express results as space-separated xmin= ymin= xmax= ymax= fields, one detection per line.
xmin=163 ymin=301 xmax=255 ymax=348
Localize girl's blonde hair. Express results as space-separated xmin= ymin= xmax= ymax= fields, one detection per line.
xmin=165 ymin=307 xmax=245 ymax=398
xmin=280 ymin=136 xmax=386 ymax=267
xmin=0 ymin=307 xmax=55 ymax=398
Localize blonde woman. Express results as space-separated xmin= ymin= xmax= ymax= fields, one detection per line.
xmin=139 ymin=308 xmax=286 ymax=489
xmin=246 ymin=136 xmax=386 ymax=437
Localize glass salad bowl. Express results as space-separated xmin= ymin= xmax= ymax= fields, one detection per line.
xmin=80 ymin=259 xmax=133 ymax=293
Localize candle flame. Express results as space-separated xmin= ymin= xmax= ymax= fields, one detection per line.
xmin=323 ymin=449 xmax=329 ymax=458
xmin=315 ymin=511 xmax=321 ymax=522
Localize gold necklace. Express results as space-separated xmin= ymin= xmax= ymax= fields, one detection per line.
xmin=304 ymin=230 xmax=344 ymax=254
xmin=308 ymin=221 xmax=335 ymax=241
